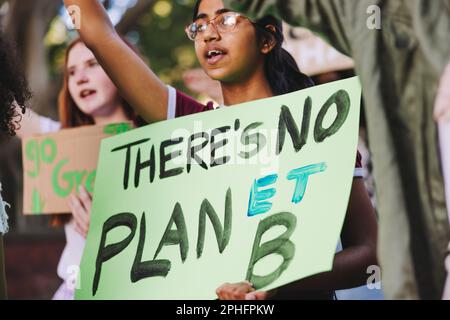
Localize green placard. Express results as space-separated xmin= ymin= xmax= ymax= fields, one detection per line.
xmin=76 ymin=77 xmax=362 ymax=299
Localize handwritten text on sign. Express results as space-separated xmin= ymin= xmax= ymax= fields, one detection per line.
xmin=76 ymin=78 xmax=361 ymax=299
xmin=22 ymin=123 xmax=132 ymax=214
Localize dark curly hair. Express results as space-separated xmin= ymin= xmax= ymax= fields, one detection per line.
xmin=0 ymin=32 xmax=31 ymax=135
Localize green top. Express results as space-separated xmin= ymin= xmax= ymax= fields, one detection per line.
xmin=225 ymin=0 xmax=450 ymax=299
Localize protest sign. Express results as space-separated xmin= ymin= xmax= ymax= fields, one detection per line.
xmin=22 ymin=123 xmax=132 ymax=214
xmin=76 ymin=78 xmax=361 ymax=299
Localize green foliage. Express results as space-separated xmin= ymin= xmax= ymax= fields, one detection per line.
xmin=134 ymin=0 xmax=199 ymax=95
xmin=44 ymin=0 xmax=200 ymax=103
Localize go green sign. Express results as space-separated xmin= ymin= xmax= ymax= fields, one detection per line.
xmin=22 ymin=123 xmax=132 ymax=214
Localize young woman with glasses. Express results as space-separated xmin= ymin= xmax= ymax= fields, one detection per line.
xmin=63 ymin=0 xmax=378 ymax=300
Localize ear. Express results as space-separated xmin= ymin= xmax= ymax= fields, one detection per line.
xmin=261 ymin=25 xmax=277 ymax=54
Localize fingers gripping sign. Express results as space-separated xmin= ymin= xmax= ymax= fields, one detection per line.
xmin=68 ymin=186 xmax=92 ymax=238
xmin=216 ymin=281 xmax=255 ymax=300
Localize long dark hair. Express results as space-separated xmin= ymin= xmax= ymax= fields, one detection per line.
xmin=192 ymin=1 xmax=314 ymax=96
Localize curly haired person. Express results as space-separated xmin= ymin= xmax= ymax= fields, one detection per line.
xmin=0 ymin=32 xmax=31 ymax=299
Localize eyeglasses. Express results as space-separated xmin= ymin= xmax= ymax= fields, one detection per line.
xmin=185 ymin=11 xmax=244 ymax=41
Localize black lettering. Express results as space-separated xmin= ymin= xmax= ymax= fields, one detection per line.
xmin=111 ymin=139 xmax=150 ymax=190
xmin=246 ymin=212 xmax=297 ymax=290
xmin=210 ymin=126 xmax=231 ymax=168
xmin=314 ymin=90 xmax=350 ymax=142
xmin=131 ymin=212 xmax=171 ymax=282
xmin=234 ymin=119 xmax=240 ymax=131
xmin=196 ymin=188 xmax=232 ymax=258
xmin=93 ymin=212 xmax=137 ymax=296
xmin=134 ymin=146 xmax=155 ymax=188
xmin=187 ymin=132 xmax=209 ymax=174
xmin=239 ymin=122 xmax=267 ymax=159
xmin=276 ymin=99 xmax=311 ymax=155
xmin=154 ymin=203 xmax=189 ymax=262
xmin=159 ymin=138 xmax=184 ymax=179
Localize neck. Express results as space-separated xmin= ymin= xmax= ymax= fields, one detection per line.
xmin=92 ymin=103 xmax=129 ymax=126
xmin=221 ymin=67 xmax=274 ymax=106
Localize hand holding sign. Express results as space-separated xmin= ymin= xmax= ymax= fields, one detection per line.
xmin=215 ymin=281 xmax=272 ymax=300
xmin=76 ymin=78 xmax=362 ymax=300
xmin=69 ymin=186 xmax=92 ymax=238
xmin=22 ymin=123 xmax=132 ymax=214
xmin=216 ymin=281 xmax=255 ymax=300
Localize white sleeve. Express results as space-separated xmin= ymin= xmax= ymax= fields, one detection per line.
xmin=56 ymin=220 xmax=86 ymax=282
xmin=166 ymin=85 xmax=177 ymax=120
xmin=354 ymin=168 xmax=364 ymax=178
xmin=39 ymin=116 xmax=61 ymax=133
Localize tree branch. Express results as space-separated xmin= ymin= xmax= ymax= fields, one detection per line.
xmin=116 ymin=0 xmax=155 ymax=35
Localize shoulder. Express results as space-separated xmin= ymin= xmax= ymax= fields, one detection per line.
xmin=167 ymin=85 xmax=214 ymax=119
xmin=39 ymin=116 xmax=61 ymax=133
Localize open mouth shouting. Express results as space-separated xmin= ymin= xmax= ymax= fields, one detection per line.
xmin=205 ymin=47 xmax=228 ymax=65
xmin=79 ymin=89 xmax=97 ymax=99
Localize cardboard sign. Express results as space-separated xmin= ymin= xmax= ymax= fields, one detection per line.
xmin=76 ymin=78 xmax=361 ymax=299
xmin=22 ymin=123 xmax=132 ymax=215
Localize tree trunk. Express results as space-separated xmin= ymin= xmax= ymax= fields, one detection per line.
xmin=116 ymin=0 xmax=156 ymax=34
xmin=5 ymin=0 xmax=61 ymax=117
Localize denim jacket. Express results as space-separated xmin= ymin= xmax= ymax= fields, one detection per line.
xmin=0 ymin=183 xmax=8 ymax=236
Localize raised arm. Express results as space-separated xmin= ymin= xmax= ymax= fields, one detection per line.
xmin=63 ymin=0 xmax=168 ymax=123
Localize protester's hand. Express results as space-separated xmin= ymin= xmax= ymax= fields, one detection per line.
xmin=434 ymin=62 xmax=450 ymax=123
xmin=216 ymin=281 xmax=268 ymax=300
xmin=216 ymin=281 xmax=255 ymax=300
xmin=244 ymin=290 xmax=269 ymax=300
xmin=68 ymin=186 xmax=92 ymax=238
